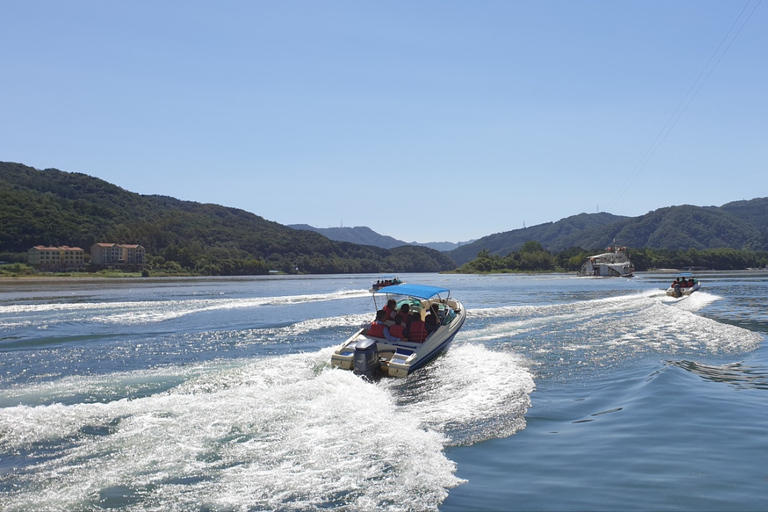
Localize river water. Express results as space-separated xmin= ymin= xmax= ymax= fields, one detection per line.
xmin=0 ymin=271 xmax=766 ymax=511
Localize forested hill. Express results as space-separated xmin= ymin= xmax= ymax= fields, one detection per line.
xmin=289 ymin=225 xmax=406 ymax=249
xmin=288 ymin=224 xmax=472 ymax=251
xmin=449 ymin=201 xmax=768 ymax=265
xmin=0 ymin=162 xmax=456 ymax=274
xmin=448 ymin=212 xmax=628 ymax=265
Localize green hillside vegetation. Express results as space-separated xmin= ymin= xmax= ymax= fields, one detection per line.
xmin=448 ymin=212 xmax=628 ymax=265
xmin=456 ymin=244 xmax=768 ymax=273
xmin=288 ymin=224 xmax=470 ymax=251
xmin=290 ymin=224 xmax=406 ymax=249
xmin=449 ymin=201 xmax=768 ymax=266
xmin=0 ymin=162 xmax=456 ymax=275
xmin=719 ymin=197 xmax=768 ymax=230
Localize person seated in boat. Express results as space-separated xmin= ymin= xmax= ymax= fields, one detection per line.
xmin=386 ymin=314 xmax=408 ymax=341
xmin=383 ymin=299 xmax=398 ymax=323
xmin=408 ymin=311 xmax=428 ymax=342
xmin=397 ymin=303 xmax=411 ymax=326
xmin=366 ymin=310 xmax=389 ymax=338
xmin=425 ymin=304 xmax=441 ymax=333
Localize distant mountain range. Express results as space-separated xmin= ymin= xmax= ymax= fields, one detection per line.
xmin=447 ymin=200 xmax=768 ymax=265
xmin=2 ymin=161 xmax=765 ymax=273
xmin=288 ymin=224 xmax=474 ymax=252
xmin=294 ymin=200 xmax=768 ymax=266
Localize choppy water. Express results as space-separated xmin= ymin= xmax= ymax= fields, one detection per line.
xmin=0 ymin=272 xmax=766 ymax=511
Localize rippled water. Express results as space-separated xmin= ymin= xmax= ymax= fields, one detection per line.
xmin=0 ymin=272 xmax=766 ymax=510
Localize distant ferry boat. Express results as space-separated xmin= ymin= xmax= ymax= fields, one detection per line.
xmin=578 ymin=246 xmax=634 ymax=277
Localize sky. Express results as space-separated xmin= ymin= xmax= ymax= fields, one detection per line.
xmin=2 ymin=1 xmax=766 ymax=243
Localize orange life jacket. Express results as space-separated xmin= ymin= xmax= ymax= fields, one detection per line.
xmin=368 ymin=321 xmax=386 ymax=338
xmin=388 ymin=324 xmax=406 ymax=339
xmin=408 ymin=320 xmax=428 ymax=342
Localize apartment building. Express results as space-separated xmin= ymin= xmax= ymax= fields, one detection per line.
xmin=90 ymin=243 xmax=146 ymax=267
xmin=27 ymin=245 xmax=85 ymax=270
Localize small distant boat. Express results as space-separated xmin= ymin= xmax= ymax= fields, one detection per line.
xmin=369 ymin=276 xmax=403 ymax=292
xmin=578 ymin=246 xmax=634 ymax=277
xmin=666 ymin=273 xmax=701 ymax=297
xmin=331 ymin=283 xmax=466 ymax=379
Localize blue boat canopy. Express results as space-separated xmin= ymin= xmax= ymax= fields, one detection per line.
xmin=374 ymin=283 xmax=450 ymax=299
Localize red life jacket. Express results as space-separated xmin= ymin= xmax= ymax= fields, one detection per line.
xmin=368 ymin=321 xmax=386 ymax=338
xmin=389 ymin=324 xmax=406 ymax=339
xmin=383 ymin=305 xmax=396 ymax=319
xmin=408 ymin=320 xmax=428 ymax=342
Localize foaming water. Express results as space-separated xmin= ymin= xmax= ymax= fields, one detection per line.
xmin=0 ymin=289 xmax=370 ymax=326
xmin=2 ymin=273 xmax=766 ymax=511
xmin=387 ymin=344 xmax=535 ymax=446
xmin=461 ymin=290 xmax=761 ymax=382
xmin=0 ymin=344 xmax=534 ymax=511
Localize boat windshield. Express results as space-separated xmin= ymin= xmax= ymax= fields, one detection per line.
xmin=374 ymin=283 xmax=450 ymax=300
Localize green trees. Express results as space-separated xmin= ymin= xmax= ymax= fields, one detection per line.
xmin=0 ymin=162 xmax=457 ymax=276
xmin=457 ymin=244 xmax=768 ymax=273
xmin=629 ymin=247 xmax=768 ymax=270
xmin=457 ymin=243 xmax=557 ymax=273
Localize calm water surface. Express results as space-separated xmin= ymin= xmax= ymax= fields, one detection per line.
xmin=1 ymin=271 xmax=766 ymax=511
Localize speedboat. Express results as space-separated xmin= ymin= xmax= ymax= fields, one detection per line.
xmin=331 ymin=283 xmax=466 ymax=379
xmin=369 ymin=276 xmax=403 ymax=292
xmin=666 ymin=272 xmax=701 ymax=297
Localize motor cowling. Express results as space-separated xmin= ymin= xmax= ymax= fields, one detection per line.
xmin=353 ymin=338 xmax=380 ymax=381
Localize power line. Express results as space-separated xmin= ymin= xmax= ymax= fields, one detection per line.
xmin=606 ymin=0 xmax=762 ymax=212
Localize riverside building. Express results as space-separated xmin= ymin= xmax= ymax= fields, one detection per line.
xmin=27 ymin=245 xmax=85 ymax=271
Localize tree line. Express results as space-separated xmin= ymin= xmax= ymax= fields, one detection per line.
xmin=456 ymin=242 xmax=768 ymax=273
xmin=0 ymin=163 xmax=456 ymax=275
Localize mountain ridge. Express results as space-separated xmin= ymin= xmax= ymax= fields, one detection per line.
xmin=0 ymin=162 xmax=457 ymax=274
xmin=2 ymin=161 xmax=765 ymax=272
xmin=447 ymin=201 xmax=767 ymax=265
xmin=288 ymin=224 xmax=473 ymax=251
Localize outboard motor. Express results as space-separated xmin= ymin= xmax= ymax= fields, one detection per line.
xmin=673 ymin=283 xmax=682 ymax=298
xmin=353 ymin=338 xmax=380 ymax=381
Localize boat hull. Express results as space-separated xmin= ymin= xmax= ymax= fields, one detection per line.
xmin=331 ymin=300 xmax=466 ymax=378
xmin=666 ymin=282 xmax=701 ymax=297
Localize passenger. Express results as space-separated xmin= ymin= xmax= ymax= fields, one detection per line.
xmin=397 ymin=304 xmax=411 ymax=329
xmin=408 ymin=311 xmax=428 ymax=342
xmin=383 ymin=299 xmax=397 ymax=322
xmin=425 ymin=304 xmax=440 ymax=333
xmin=366 ymin=310 xmax=388 ymax=338
xmin=386 ymin=314 xmax=408 ymax=341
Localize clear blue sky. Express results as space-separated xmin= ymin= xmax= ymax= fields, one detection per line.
xmin=2 ymin=1 xmax=765 ymax=243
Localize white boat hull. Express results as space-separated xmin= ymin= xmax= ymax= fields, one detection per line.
xmin=666 ymin=282 xmax=701 ymax=297
xmin=331 ymin=299 xmax=466 ymax=378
